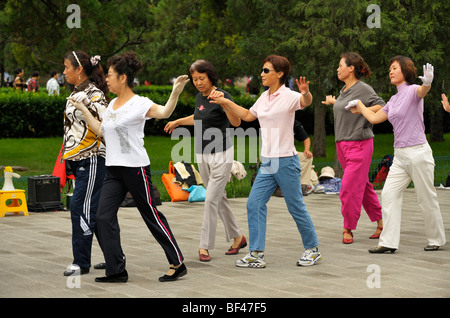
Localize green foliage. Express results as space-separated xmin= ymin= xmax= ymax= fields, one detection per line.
xmin=0 ymin=90 xmax=67 ymax=137
xmin=1 ymin=0 xmax=449 ymax=144
xmin=0 ymin=86 xmax=260 ymax=138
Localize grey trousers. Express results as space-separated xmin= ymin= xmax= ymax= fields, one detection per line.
xmin=196 ymin=147 xmax=242 ymax=250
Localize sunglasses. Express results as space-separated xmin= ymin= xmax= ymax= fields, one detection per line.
xmin=262 ymin=68 xmax=275 ymax=74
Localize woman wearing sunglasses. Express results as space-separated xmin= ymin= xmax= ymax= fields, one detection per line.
xmin=208 ymin=55 xmax=321 ymax=268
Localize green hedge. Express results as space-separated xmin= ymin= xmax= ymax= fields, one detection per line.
xmin=0 ymin=86 xmax=260 ymax=138
xmin=0 ymin=90 xmax=67 ymax=138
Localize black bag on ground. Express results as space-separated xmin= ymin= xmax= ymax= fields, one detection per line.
xmin=120 ymin=184 xmax=162 ymax=207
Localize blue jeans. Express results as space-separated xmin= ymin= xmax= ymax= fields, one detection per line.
xmin=247 ymin=155 xmax=319 ymax=251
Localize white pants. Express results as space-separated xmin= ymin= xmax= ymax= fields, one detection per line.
xmin=379 ymin=143 xmax=446 ymax=249
xmin=196 ymin=147 xmax=241 ymax=250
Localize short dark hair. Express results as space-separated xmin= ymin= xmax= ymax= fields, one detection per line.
xmin=263 ymin=55 xmax=291 ymax=84
xmin=389 ymin=55 xmax=417 ymax=85
xmin=107 ymin=51 xmax=142 ymax=88
xmin=32 ymin=71 xmax=40 ymax=77
xmin=49 ymin=70 xmax=58 ymax=77
xmin=188 ymin=60 xmax=218 ymax=86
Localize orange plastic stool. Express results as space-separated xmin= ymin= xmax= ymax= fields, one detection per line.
xmin=0 ymin=190 xmax=29 ymax=217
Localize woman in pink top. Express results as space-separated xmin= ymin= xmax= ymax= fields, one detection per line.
xmin=209 ymin=55 xmax=320 ymax=268
xmin=350 ymin=56 xmax=446 ymax=253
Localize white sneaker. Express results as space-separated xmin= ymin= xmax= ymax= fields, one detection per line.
xmin=236 ymin=251 xmax=266 ymax=268
xmin=297 ymin=247 xmax=321 ymax=266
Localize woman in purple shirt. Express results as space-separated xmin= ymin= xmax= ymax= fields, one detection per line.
xmin=351 ymin=56 xmax=446 ymax=253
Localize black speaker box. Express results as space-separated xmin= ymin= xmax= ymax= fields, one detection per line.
xmin=27 ymin=175 xmax=64 ymax=212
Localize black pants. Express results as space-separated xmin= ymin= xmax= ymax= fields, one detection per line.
xmin=67 ymin=156 xmax=105 ymax=268
xmin=97 ymin=165 xmax=184 ymax=276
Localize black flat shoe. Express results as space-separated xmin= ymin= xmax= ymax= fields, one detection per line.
xmin=64 ymin=265 xmax=89 ymax=276
xmin=95 ymin=270 xmax=128 ymax=283
xmin=369 ymin=246 xmax=397 ymax=254
xmin=159 ymin=263 xmax=187 ymax=282
xmin=94 ymin=262 xmax=106 ymax=269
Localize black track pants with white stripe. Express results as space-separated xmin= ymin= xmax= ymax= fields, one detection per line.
xmin=97 ymin=165 xmax=184 ymax=276
xmin=67 ymin=156 xmax=106 ymax=268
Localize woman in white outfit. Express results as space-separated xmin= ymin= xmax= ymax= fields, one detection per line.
xmin=349 ymin=55 xmax=446 ymax=253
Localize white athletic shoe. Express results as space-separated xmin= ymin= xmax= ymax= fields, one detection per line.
xmin=236 ymin=251 xmax=266 ymax=268
xmin=296 ymin=247 xmax=321 ymax=266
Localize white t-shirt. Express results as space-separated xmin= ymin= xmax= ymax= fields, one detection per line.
xmin=101 ymin=95 xmax=154 ymax=167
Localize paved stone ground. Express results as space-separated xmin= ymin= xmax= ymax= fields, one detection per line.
xmin=1 ymin=189 xmax=449 ymax=305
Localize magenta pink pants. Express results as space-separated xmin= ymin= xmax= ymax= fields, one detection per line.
xmin=336 ymin=138 xmax=382 ymax=230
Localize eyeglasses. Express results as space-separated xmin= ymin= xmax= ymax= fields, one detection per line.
xmin=106 ymin=73 xmax=119 ymax=78
xmin=262 ymin=68 xmax=275 ymax=74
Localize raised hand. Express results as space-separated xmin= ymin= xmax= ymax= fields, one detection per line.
xmin=172 ymin=75 xmax=190 ymax=95
xmin=321 ymin=95 xmax=336 ymax=105
xmin=419 ymin=63 xmax=434 ymax=86
xmin=295 ymin=76 xmax=310 ymax=95
xmin=442 ymin=94 xmax=450 ymax=113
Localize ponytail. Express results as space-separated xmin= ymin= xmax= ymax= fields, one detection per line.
xmin=341 ymin=52 xmax=372 ymax=79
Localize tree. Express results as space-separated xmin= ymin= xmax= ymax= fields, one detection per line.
xmin=1 ymin=0 xmax=153 ymax=76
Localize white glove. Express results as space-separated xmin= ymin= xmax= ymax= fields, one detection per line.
xmin=71 ymin=92 xmax=90 ymax=105
xmin=66 ymin=97 xmax=86 ymax=111
xmin=171 ymin=75 xmax=190 ymax=96
xmin=345 ymin=99 xmax=359 ymax=110
xmin=419 ymin=63 xmax=434 ymax=86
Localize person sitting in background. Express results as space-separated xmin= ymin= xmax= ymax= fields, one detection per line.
xmin=293 ymin=120 xmax=315 ymax=196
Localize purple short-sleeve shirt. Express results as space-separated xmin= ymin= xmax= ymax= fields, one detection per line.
xmin=382 ymin=83 xmax=427 ymax=148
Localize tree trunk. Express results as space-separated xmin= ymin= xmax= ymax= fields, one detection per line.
xmin=429 ymin=106 xmax=445 ymax=142
xmin=313 ymin=101 xmax=327 ymax=158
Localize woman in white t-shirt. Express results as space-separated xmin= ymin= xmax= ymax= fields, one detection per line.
xmin=68 ymin=51 xmax=190 ymax=283
xmin=209 ymin=55 xmax=320 ymax=269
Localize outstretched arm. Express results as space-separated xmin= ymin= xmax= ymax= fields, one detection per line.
xmin=147 ymin=75 xmax=190 ymax=119
xmin=208 ymin=90 xmax=257 ymax=122
xmin=354 ymin=100 xmax=388 ymax=124
xmin=164 ymin=115 xmax=195 ymax=134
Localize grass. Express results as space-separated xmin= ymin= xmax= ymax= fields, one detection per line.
xmin=1 ymin=133 xmax=449 ymax=202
